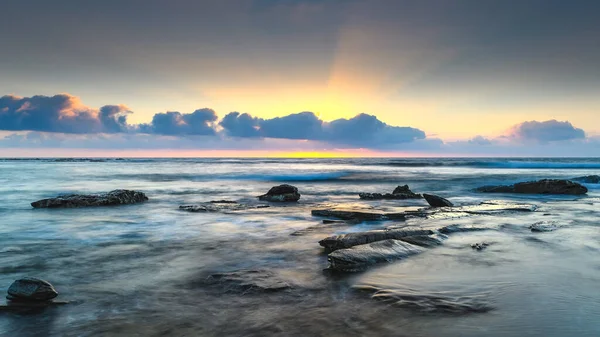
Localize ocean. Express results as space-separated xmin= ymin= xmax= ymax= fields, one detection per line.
xmin=0 ymin=158 xmax=599 ymax=336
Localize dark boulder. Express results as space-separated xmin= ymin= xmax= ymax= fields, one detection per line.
xmin=31 ymin=189 xmax=148 ymax=208
xmin=258 ymin=184 xmax=301 ymax=202
xmin=476 ymin=179 xmax=587 ymax=195
xmin=423 ymin=193 xmax=453 ymax=207
xmin=7 ymin=278 xmax=58 ymax=302
xmin=359 ymin=185 xmax=421 ymax=200
xmin=572 ymin=175 xmax=600 ymax=184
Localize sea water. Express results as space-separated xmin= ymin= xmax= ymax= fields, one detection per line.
xmin=0 ymin=158 xmax=599 ymax=336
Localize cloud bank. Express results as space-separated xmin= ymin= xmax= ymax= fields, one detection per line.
xmin=0 ymin=94 xmax=425 ymax=148
xmin=1 ymin=93 xmax=598 ymax=156
xmin=220 ymin=111 xmax=426 ymax=146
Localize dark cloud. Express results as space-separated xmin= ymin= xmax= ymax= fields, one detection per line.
xmin=138 ymin=109 xmax=218 ymax=136
xmin=219 ymin=112 xmax=261 ymax=137
xmin=0 ymin=94 xmax=131 ymax=134
xmin=506 ymin=120 xmax=585 ymax=143
xmin=220 ymin=111 xmax=425 ymax=146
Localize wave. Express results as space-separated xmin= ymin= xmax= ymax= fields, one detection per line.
xmin=228 ymin=172 xmax=351 ymax=182
xmin=372 ymin=159 xmax=600 ymax=169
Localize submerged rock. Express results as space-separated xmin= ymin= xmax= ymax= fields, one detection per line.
xmin=572 ymin=175 xmax=600 ymax=184
xmin=258 ymin=184 xmax=301 ymax=202
xmin=319 ymin=228 xmax=434 ymax=252
xmin=6 ymin=278 xmax=58 ymax=302
xmin=179 ymin=203 xmax=269 ymax=213
xmin=476 ymin=179 xmax=587 ymax=195
xmin=355 ymin=284 xmax=493 ymax=314
xmin=311 ymin=209 xmax=406 ymax=221
xmin=471 ymin=242 xmax=490 ymax=251
xmin=204 ymin=270 xmax=290 ymax=293
xmin=529 ymin=221 xmax=563 ymax=232
xmin=423 ymin=193 xmax=453 ymax=207
xmin=327 ymin=239 xmax=424 ymax=272
xmin=439 ymin=224 xmax=492 ymax=234
xmin=31 ymin=189 xmax=148 ymax=208
xmin=359 ymin=185 xmax=421 ymax=200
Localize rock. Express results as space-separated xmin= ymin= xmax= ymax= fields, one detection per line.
xmin=572 ymin=175 xmax=600 ymax=184
xmin=6 ymin=278 xmax=58 ymax=302
xmin=423 ymin=193 xmax=453 ymax=207
xmin=439 ymin=224 xmax=492 ymax=234
xmin=258 ymin=184 xmax=301 ymax=202
xmin=322 ymin=220 xmax=347 ymax=224
xmin=209 ymin=200 xmax=238 ymax=204
xmin=476 ymin=179 xmax=587 ymax=195
xmin=359 ymin=185 xmax=421 ymax=200
xmin=179 ymin=203 xmax=269 ymax=212
xmin=471 ymin=242 xmax=490 ymax=251
xmin=311 ymin=209 xmax=406 ymax=221
xmin=327 ymin=239 xmax=424 ymax=272
xmin=319 ymin=228 xmax=434 ymax=252
xmin=529 ymin=221 xmax=562 ymax=232
xmin=204 ymin=270 xmax=290 ymax=293
xmin=399 ymin=235 xmax=445 ymax=248
xmin=31 ymin=189 xmax=148 ymax=208
xmin=355 ymin=284 xmax=492 ymax=313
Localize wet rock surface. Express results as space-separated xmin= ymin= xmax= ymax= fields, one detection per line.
xmin=258 ymin=184 xmax=301 ymax=202
xmin=31 ymin=189 xmax=148 ymax=208
xmin=399 ymin=235 xmax=445 ymax=248
xmin=327 ymin=239 xmax=424 ymax=272
xmin=311 ymin=209 xmax=406 ymax=221
xmin=359 ymin=185 xmax=422 ymax=200
xmin=476 ymin=179 xmax=587 ymax=195
xmin=439 ymin=224 xmax=493 ymax=234
xmin=6 ymin=277 xmax=58 ymax=302
xmin=423 ymin=193 xmax=453 ymax=207
xmin=179 ymin=203 xmax=269 ymax=213
xmin=319 ymin=228 xmax=434 ymax=252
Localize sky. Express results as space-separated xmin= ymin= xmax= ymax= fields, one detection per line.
xmin=0 ymin=0 xmax=599 ymax=157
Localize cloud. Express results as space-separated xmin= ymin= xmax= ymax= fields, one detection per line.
xmin=467 ymin=135 xmax=492 ymax=145
xmin=220 ymin=111 xmax=426 ymax=146
xmin=0 ymin=94 xmax=132 ymax=134
xmin=138 ymin=109 xmax=218 ymax=135
xmin=506 ymin=120 xmax=586 ymax=143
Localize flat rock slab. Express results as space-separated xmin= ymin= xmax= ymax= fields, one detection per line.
xmin=411 ymin=200 xmax=537 ymax=220
xmin=31 ymin=189 xmax=148 ymax=208
xmin=476 ymin=179 xmax=587 ymax=195
xmin=327 ymin=239 xmax=424 ymax=272
xmin=438 ymin=224 xmax=495 ymax=234
xmin=179 ymin=203 xmax=270 ymax=213
xmin=311 ymin=209 xmax=406 ymax=221
xmin=319 ymin=228 xmax=433 ymax=252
